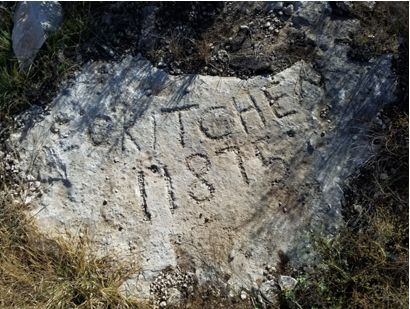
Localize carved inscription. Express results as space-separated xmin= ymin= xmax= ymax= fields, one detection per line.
xmin=216 ymin=146 xmax=249 ymax=185
xmin=124 ymin=129 xmax=142 ymax=151
xmin=163 ymin=165 xmax=178 ymax=211
xmin=232 ymin=94 xmax=266 ymax=134
xmin=249 ymin=94 xmax=267 ymax=126
xmin=200 ymin=107 xmax=235 ymax=139
xmin=262 ymin=90 xmax=298 ymax=118
xmin=252 ymin=138 xmax=288 ymax=181
xmin=186 ymin=153 xmax=215 ymax=202
xmin=105 ymin=90 xmax=288 ymax=212
xmin=160 ymin=104 xmax=199 ymax=147
xmin=137 ymin=171 xmax=151 ymax=221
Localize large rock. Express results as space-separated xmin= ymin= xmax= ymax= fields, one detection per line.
xmin=7 ymin=3 xmax=396 ymax=300
xmin=12 ymin=1 xmax=63 ymax=69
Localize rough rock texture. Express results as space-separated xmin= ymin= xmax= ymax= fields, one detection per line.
xmin=12 ymin=1 xmax=63 ymax=69
xmin=7 ymin=2 xmax=396 ymax=302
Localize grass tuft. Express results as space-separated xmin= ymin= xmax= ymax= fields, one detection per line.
xmin=0 ymin=161 xmax=140 ymax=308
xmin=282 ymin=112 xmax=409 ymax=309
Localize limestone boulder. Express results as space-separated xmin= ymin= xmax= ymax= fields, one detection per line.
xmin=7 ymin=2 xmax=396 ymax=300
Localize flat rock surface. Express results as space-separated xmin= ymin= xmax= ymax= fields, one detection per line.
xmin=7 ymin=2 xmax=397 ymax=300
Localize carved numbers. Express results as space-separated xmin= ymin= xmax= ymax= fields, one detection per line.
xmin=215 ymin=146 xmax=249 ymax=185
xmin=186 ymin=153 xmax=215 ymax=202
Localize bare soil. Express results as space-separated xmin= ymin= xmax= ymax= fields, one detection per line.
xmin=73 ymin=2 xmax=315 ymax=78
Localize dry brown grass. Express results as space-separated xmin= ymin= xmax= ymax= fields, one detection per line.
xmin=196 ymin=38 xmax=212 ymax=66
xmin=0 ymin=162 xmax=141 ymax=309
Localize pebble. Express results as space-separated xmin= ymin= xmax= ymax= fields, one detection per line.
xmin=240 ymin=25 xmax=249 ymax=30
xmin=240 ymin=291 xmax=247 ymax=300
xmin=353 ymin=204 xmax=363 ymax=213
xmin=380 ymin=173 xmax=388 ymax=180
xmin=217 ymin=49 xmax=229 ymax=62
xmin=283 ymin=4 xmax=294 ymax=16
xmin=159 ymin=301 xmax=167 ymax=308
xmin=265 ymin=22 xmax=271 ymax=28
xmin=278 ymin=275 xmax=297 ymax=291
xmin=24 ymin=195 xmax=33 ymax=205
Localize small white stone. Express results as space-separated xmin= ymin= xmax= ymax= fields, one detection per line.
xmin=279 ymin=275 xmax=297 ymax=291
xmin=159 ymin=301 xmax=167 ymax=308
xmin=240 ymin=291 xmax=247 ymax=300
xmin=24 ymin=195 xmax=33 ymax=205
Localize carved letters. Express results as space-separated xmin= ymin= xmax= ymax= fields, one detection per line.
xmin=127 ymin=91 xmax=288 ymax=212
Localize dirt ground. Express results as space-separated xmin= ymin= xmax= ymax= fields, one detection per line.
xmin=71 ymin=2 xmax=314 ymax=78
